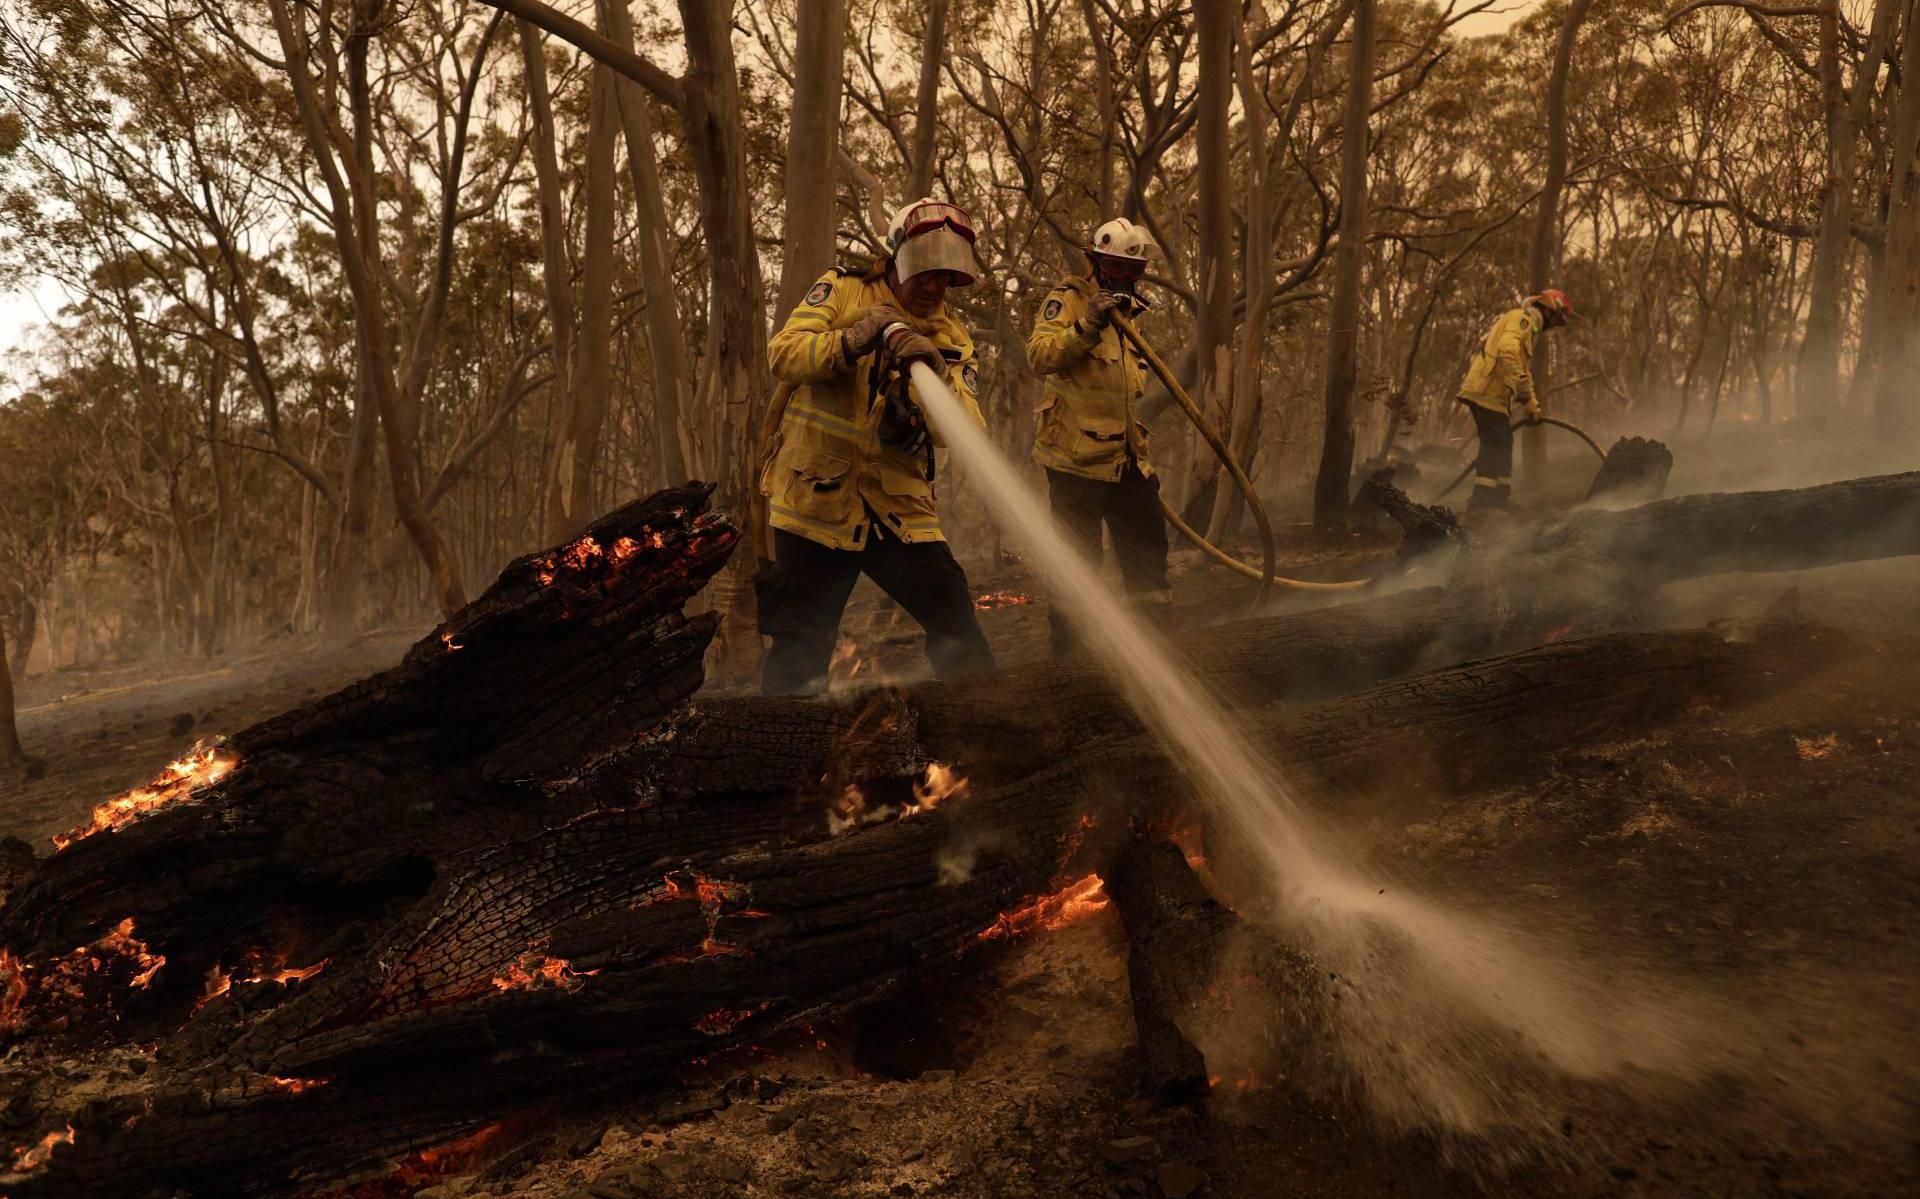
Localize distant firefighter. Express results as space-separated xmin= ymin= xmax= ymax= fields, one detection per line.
xmin=755 ymin=198 xmax=996 ymax=695
xmin=1456 ymin=288 xmax=1572 ymax=511
xmin=1026 ymin=217 xmax=1172 ymax=654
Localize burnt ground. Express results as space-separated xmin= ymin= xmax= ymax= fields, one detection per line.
xmin=2 ymin=537 xmax=1916 ymax=1199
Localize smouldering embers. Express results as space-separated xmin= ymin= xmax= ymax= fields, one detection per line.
xmin=976 ymin=874 xmax=1110 ymax=942
xmin=828 ymin=761 xmax=971 ymax=835
xmin=532 ymin=525 xmax=674 ymax=587
xmin=51 ymin=738 xmax=238 ymax=851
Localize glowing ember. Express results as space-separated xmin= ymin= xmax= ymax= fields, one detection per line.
xmin=439 ymin=630 xmax=465 ymax=652
xmin=262 ymin=1074 xmax=329 ymax=1095
xmin=695 ymin=1002 xmax=769 ymax=1035
xmin=609 ymin=535 xmax=643 ymax=563
xmin=972 ymin=590 xmax=1035 ymax=611
xmin=827 ymin=782 xmax=884 ymax=834
xmin=977 ymin=874 xmax=1109 ymax=942
xmin=52 ymin=739 xmax=238 ymax=850
xmin=10 ymin=1125 xmax=74 ymax=1172
xmin=1795 ymin=733 xmax=1840 ymax=761
xmin=490 ymin=952 xmax=596 ymax=993
xmin=904 ymin=762 xmax=970 ymax=816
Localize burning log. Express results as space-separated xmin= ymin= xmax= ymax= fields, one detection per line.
xmin=0 ymin=475 xmax=1875 ymax=1197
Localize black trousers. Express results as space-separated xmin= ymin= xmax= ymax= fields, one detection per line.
xmin=1461 ymin=400 xmax=1514 ymax=510
xmin=1046 ymin=464 xmax=1171 ymax=651
xmin=756 ymin=523 xmax=995 ymax=696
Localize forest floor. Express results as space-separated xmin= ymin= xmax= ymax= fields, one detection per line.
xmin=2 ymin=535 xmax=1915 ymax=1199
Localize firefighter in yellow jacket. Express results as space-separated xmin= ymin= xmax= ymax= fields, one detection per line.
xmin=1026 ymin=217 xmax=1170 ymax=653
xmin=1456 ymin=288 xmax=1572 ymax=510
xmin=755 ymin=198 xmax=995 ymax=695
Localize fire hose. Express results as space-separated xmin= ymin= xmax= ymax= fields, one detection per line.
xmin=1110 ymin=312 xmax=1370 ymax=599
xmin=1430 ymin=412 xmax=1607 ymax=502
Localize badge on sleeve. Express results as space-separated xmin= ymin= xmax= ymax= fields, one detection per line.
xmin=962 ymin=363 xmax=979 ymax=392
xmin=805 ymin=279 xmax=834 ymax=306
xmin=1042 ymin=298 xmax=1062 ymax=321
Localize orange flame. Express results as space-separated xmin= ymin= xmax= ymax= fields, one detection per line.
xmin=609 ymin=535 xmax=642 ymax=564
xmin=98 ymin=918 xmax=166 ymax=989
xmin=10 ymin=1125 xmax=74 ymax=1172
xmin=52 ymin=740 xmax=237 ymax=850
xmin=904 ymin=762 xmax=969 ymax=816
xmin=197 ymin=964 xmax=232 ymax=1010
xmin=1795 ymin=733 xmax=1840 ymax=761
xmin=972 ymin=590 xmax=1034 ymax=611
xmin=977 ymin=874 xmax=1109 ymax=942
xmin=439 ymin=630 xmax=464 ymax=652
xmin=490 ymin=952 xmax=596 ymax=993
xmin=262 ymin=1074 xmax=329 ymax=1095
xmin=268 ymin=958 xmax=329 ymax=985
xmin=0 ymin=948 xmax=25 ymax=1033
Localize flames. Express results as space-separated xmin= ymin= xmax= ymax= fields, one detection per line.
xmin=490 ymin=952 xmax=596 ymax=993
xmin=972 ymin=590 xmax=1034 ymax=611
xmin=1795 ymin=733 xmax=1840 ymax=761
xmin=906 ymin=762 xmax=969 ymax=815
xmin=52 ymin=739 xmax=238 ymax=850
xmin=0 ymin=948 xmax=25 ymax=1032
xmin=196 ymin=954 xmax=329 ymax=1011
xmin=439 ymin=630 xmax=464 ymax=652
xmin=97 ymin=918 xmax=166 ymax=989
xmin=829 ymin=762 xmax=971 ymax=834
xmin=10 ymin=1124 xmax=74 ymax=1172
xmin=977 ymin=874 xmax=1109 ymax=942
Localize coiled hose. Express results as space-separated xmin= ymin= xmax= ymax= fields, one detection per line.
xmin=1111 ymin=313 xmax=1370 ymax=604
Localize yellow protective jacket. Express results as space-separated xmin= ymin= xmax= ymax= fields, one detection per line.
xmin=760 ymin=267 xmax=985 ymax=552
xmin=1025 ymin=273 xmax=1153 ymax=482
xmin=1458 ymin=305 xmax=1542 ymax=416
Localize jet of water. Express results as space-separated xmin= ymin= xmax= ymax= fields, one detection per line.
xmin=908 ymin=361 xmax=1740 ymax=1138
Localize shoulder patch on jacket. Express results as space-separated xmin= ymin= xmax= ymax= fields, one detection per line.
xmin=962 ymin=363 xmax=979 ymax=392
xmin=1042 ymin=297 xmax=1063 ymax=321
xmin=804 ymin=279 xmax=834 ymax=306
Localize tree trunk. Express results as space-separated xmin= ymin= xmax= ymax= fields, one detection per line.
xmin=909 ymin=0 xmax=948 ymax=199
xmin=1520 ymin=0 xmax=1593 ymax=488
xmin=0 ymin=627 xmax=24 ymax=767
xmin=521 ymin=20 xmax=581 ymax=538
xmin=1871 ymin=0 xmax=1920 ymax=437
xmin=602 ymin=0 xmax=694 ymax=488
xmin=1190 ymin=0 xmax=1236 ymax=519
xmin=321 ymin=356 xmax=380 ymax=639
xmin=775 ymin=0 xmax=847 ymax=320
xmin=552 ymin=60 xmax=620 ymax=539
xmin=1313 ymin=0 xmax=1374 ymax=533
xmin=269 ymin=0 xmax=467 ymax=618
xmin=674 ymin=0 xmax=772 ymax=683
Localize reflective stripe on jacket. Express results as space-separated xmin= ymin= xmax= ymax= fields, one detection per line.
xmin=1025 ymin=274 xmax=1153 ymax=483
xmin=761 ymin=268 xmax=984 ymax=551
xmin=1458 ymin=305 xmax=1541 ymax=416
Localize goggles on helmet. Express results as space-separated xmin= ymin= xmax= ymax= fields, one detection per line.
xmin=889 ymin=200 xmax=981 ymax=286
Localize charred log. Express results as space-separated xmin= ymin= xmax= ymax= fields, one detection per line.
xmin=1586 ymin=436 xmax=1674 ymax=504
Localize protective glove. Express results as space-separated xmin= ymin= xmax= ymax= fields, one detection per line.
xmin=844 ymin=304 xmax=911 ymax=359
xmin=1081 ymin=291 xmax=1124 ymax=333
xmin=882 ymin=323 xmax=944 ymax=371
xmin=1522 ymin=396 xmax=1543 ymax=422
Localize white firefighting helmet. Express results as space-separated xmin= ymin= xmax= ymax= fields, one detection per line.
xmin=1088 ymin=217 xmax=1159 ymax=262
xmin=886 ymin=198 xmax=981 ymax=286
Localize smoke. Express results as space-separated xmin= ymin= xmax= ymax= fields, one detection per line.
xmin=908 ymin=361 xmax=1907 ymax=1165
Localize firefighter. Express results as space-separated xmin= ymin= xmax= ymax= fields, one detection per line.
xmin=755 ymin=197 xmax=996 ymax=696
xmin=1026 ymin=217 xmax=1170 ymax=653
xmin=1456 ymin=288 xmax=1573 ymax=510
